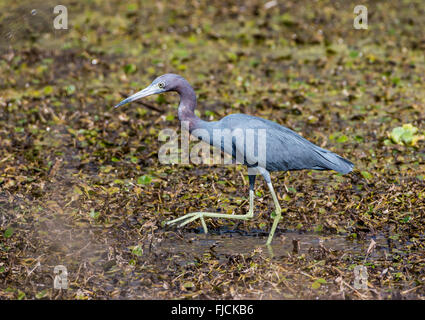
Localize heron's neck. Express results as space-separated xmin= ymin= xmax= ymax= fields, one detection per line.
xmin=176 ymin=83 xmax=202 ymax=130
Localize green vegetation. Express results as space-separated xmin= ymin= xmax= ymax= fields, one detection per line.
xmin=388 ymin=124 xmax=424 ymax=147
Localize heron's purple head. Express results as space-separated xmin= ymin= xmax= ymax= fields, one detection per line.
xmin=114 ymin=73 xmax=187 ymax=109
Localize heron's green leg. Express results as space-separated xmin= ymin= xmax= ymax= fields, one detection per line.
xmin=265 ymin=182 xmax=282 ymax=245
xmin=166 ymin=176 xmax=256 ymax=232
xmin=255 ymin=167 xmax=282 ymax=245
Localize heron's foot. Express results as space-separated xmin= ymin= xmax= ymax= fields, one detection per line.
xmin=166 ymin=211 xmax=253 ymax=234
xmin=166 ymin=212 xmax=212 ymax=234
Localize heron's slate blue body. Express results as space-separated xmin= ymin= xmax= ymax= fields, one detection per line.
xmin=195 ymin=114 xmax=353 ymax=173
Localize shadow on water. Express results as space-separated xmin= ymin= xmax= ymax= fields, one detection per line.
xmin=159 ymin=227 xmax=399 ymax=262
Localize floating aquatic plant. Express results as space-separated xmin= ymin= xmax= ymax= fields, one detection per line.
xmin=387 ymin=124 xmax=424 ymax=147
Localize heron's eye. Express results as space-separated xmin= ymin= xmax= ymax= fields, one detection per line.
xmin=158 ymin=82 xmax=165 ymax=89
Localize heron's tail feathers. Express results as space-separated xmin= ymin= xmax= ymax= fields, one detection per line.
xmin=314 ymin=149 xmax=354 ymax=174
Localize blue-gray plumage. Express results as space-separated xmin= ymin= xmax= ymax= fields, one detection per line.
xmin=114 ymin=73 xmax=354 ymax=245
xmin=200 ymin=114 xmax=354 ymax=174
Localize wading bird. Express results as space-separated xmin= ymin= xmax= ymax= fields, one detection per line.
xmin=114 ymin=74 xmax=354 ymax=245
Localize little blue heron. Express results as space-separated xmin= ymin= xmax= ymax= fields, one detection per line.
xmin=114 ymin=74 xmax=354 ymax=245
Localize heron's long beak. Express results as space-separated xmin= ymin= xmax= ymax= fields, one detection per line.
xmin=114 ymin=84 xmax=159 ymax=109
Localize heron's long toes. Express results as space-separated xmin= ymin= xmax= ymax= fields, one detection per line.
xmin=178 ymin=213 xmax=202 ymax=228
xmin=166 ymin=212 xmax=197 ymax=226
xmin=166 ymin=212 xmax=209 ymax=234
